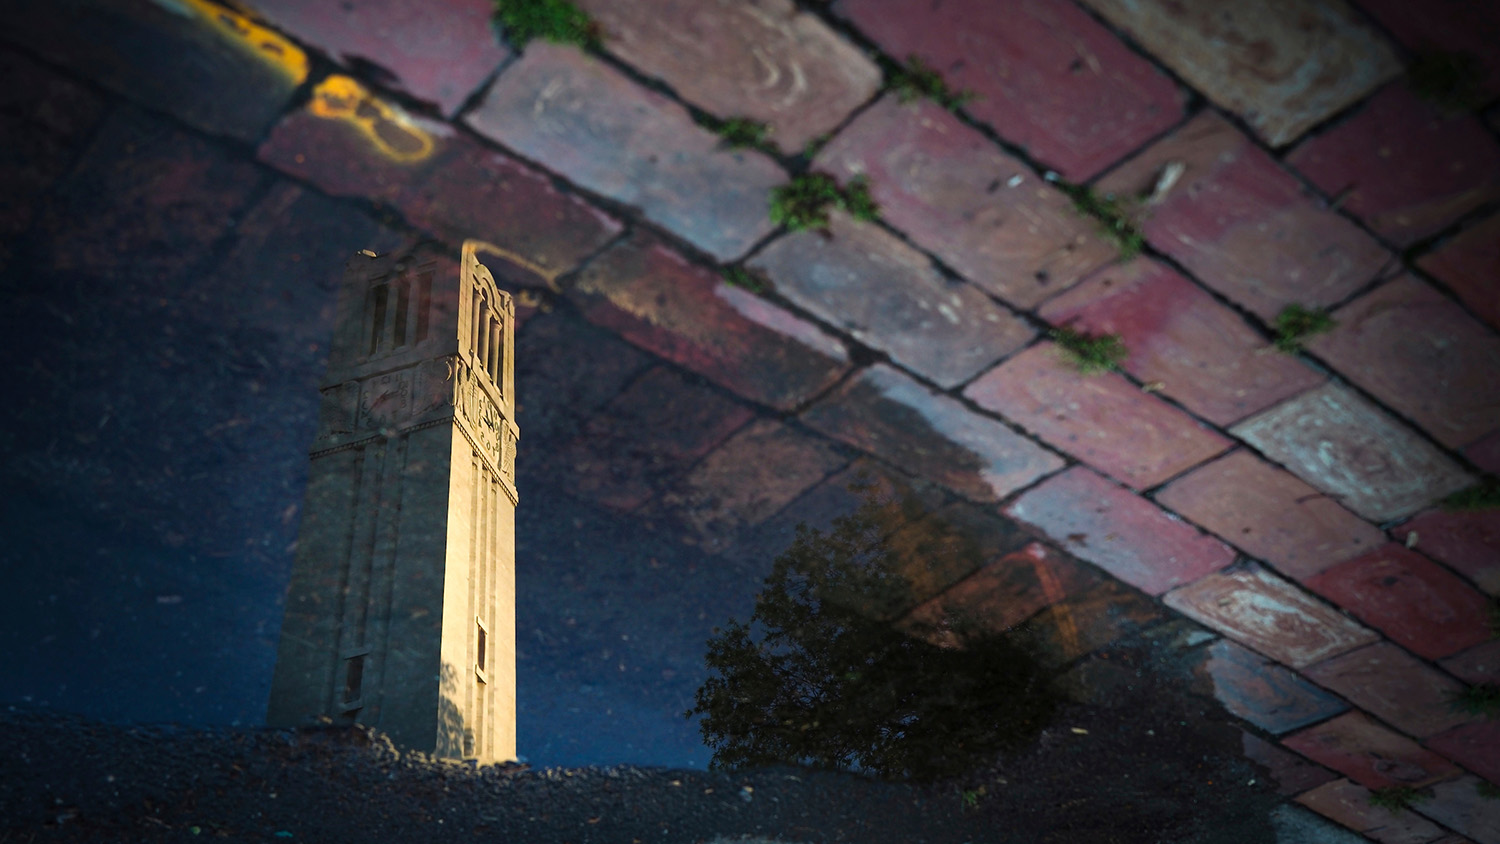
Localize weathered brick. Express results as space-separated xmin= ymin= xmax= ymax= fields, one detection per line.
xmin=1004 ymin=466 xmax=1235 ymax=596
xmin=964 ymin=342 xmax=1232 ymax=490
xmin=1304 ymin=642 xmax=1474 ymax=738
xmin=833 ymin=0 xmax=1182 ymax=179
xmin=1421 ymin=213 xmax=1500 ymax=333
xmin=571 ymin=232 xmax=850 ymax=410
xmin=1355 ymin=0 xmax=1500 ymax=98
xmin=1309 ymin=275 xmax=1500 ymax=450
xmin=1156 ymin=450 xmax=1387 ymax=581
xmin=1019 ymin=576 xmax=1167 ymax=666
xmin=1039 ymin=259 xmax=1325 ymax=426
xmin=814 ymin=96 xmax=1115 ymax=309
xmin=246 ymin=0 xmax=507 ymax=115
xmin=1163 ymin=564 xmax=1377 ymax=668
xmin=1094 ymin=113 xmax=1391 ymax=321
xmin=1284 ymin=711 xmax=1461 ymax=790
xmin=467 ymin=44 xmax=782 ymax=262
xmin=1231 ymin=383 xmax=1473 ymax=523
xmin=800 ymin=364 xmax=1064 ymax=503
xmin=1417 ymin=776 xmax=1500 ymax=844
xmin=749 ymin=212 xmax=1034 ymax=388
xmin=1243 ymin=732 xmax=1339 ymax=796
xmin=574 ymin=0 xmax=879 ymax=153
xmin=1442 ymin=641 xmax=1500 ymax=686
xmin=1468 ymin=429 xmax=1500 ymax=475
xmin=1295 ymin=778 xmax=1448 ymax=844
xmin=1429 ymin=721 xmax=1500 ymax=788
xmin=1197 ymin=638 xmax=1348 ymax=734
xmin=1 ymin=0 xmax=306 ymax=143
xmin=1398 ymin=509 xmax=1500 ymax=596
xmin=514 ymin=311 xmax=654 ymax=450
xmin=1079 ymin=0 xmax=1399 ymax=147
xmin=1305 ymin=544 xmax=1493 ymax=661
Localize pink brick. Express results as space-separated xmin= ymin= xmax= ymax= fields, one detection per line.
xmin=1197 ymin=638 xmax=1348 ymax=734
xmin=1289 ymin=84 xmax=1500 ymax=246
xmin=1442 ymin=641 xmax=1500 ymax=686
xmin=964 ymin=342 xmax=1232 ymax=490
xmin=833 ymin=0 xmax=1182 ymax=180
xmin=1418 ymin=776 xmax=1500 ymax=844
xmin=814 ymin=96 xmax=1115 ymax=309
xmin=1284 ymin=711 xmax=1461 ymax=789
xmin=467 ymin=44 xmax=782 ymax=261
xmin=1427 ymin=721 xmax=1500 ymax=785
xmin=1295 ymin=778 xmax=1448 ymax=844
xmin=574 ymin=0 xmax=879 ymax=153
xmin=1309 ymin=275 xmax=1500 ymax=449
xmin=1156 ymin=450 xmax=1385 ymax=580
xmin=1003 ymin=466 xmax=1235 ymax=595
xmin=1094 ymin=112 xmax=1390 ymax=321
xmin=1038 ymin=259 xmax=1325 ymax=425
xmin=1355 ymin=0 xmax=1500 ymax=98
xmin=1399 ymin=509 xmax=1500 ymax=596
xmin=1421 ymin=213 xmax=1500 ymax=333
xmin=1306 ymin=544 xmax=1493 ymax=660
xmin=1163 ymin=564 xmax=1377 ymax=668
xmin=1304 ymin=642 xmax=1474 ymax=738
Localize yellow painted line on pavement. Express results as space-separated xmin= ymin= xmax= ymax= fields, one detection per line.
xmin=153 ymin=0 xmax=309 ymax=83
xmin=308 ymin=75 xmax=436 ymax=163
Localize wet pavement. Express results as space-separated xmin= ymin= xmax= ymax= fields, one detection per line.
xmin=1 ymin=0 xmax=1499 ymax=841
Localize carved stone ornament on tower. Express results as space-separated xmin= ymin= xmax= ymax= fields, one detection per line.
xmin=268 ymin=240 xmax=518 ymax=764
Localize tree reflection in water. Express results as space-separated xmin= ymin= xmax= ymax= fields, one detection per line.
xmin=688 ymin=474 xmax=1064 ymax=782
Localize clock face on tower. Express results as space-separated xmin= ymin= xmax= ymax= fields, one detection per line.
xmin=359 ymin=371 xmax=411 ymax=429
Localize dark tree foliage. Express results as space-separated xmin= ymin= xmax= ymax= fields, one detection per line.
xmin=687 ymin=478 xmax=1060 ymax=782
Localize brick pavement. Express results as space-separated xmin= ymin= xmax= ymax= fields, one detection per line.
xmin=4 ymin=0 xmax=1500 ymax=840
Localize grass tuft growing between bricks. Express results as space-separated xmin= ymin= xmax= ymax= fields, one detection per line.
xmin=1443 ymin=476 xmax=1500 ymax=512
xmin=1271 ymin=304 xmax=1336 ymax=353
xmin=1049 ymin=326 xmax=1127 ymax=375
xmin=770 ymin=173 xmax=880 ymax=232
xmin=721 ymin=266 xmax=769 ymax=295
xmin=1447 ymin=683 xmax=1500 ymax=718
xmin=493 ymin=0 xmax=601 ymax=49
xmin=883 ymin=55 xmax=976 ymax=111
xmin=708 ymin=116 xmax=775 ymax=153
xmin=1054 ymin=181 xmax=1144 ymax=260
xmin=1366 ymin=786 xmax=1428 ymax=812
xmin=1408 ymin=50 xmax=1487 ymax=114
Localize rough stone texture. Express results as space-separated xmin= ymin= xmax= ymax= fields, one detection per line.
xmin=246 ymin=0 xmax=506 ymax=115
xmin=1163 ymin=564 xmax=1378 ymax=669
xmin=814 ymin=96 xmax=1116 ymax=309
xmin=1 ymin=0 xmax=306 ymax=143
xmin=1004 ymin=466 xmax=1236 ymax=596
xmin=1230 ymin=383 xmax=1474 ymax=523
xmin=1294 ymin=778 xmax=1448 ymax=844
xmin=898 ymin=541 xmax=1095 ymax=644
xmin=1397 ymin=508 xmax=1500 ymax=596
xmin=1078 ymin=0 xmax=1400 ymax=147
xmin=748 ymin=213 xmax=1034 ymax=388
xmin=1243 ymin=732 xmax=1340 ymax=796
xmin=964 ymin=343 xmax=1232 ymax=490
xmin=833 ymin=0 xmax=1183 ymax=180
xmin=800 ymin=364 xmax=1064 ymax=503
xmin=1309 ymin=275 xmax=1500 ymax=450
xmin=1156 ymin=450 xmax=1386 ymax=581
xmin=572 ymin=232 xmax=850 ymax=411
xmin=1419 ymin=776 xmax=1500 ymax=844
xmin=1289 ymin=83 xmax=1500 ymax=246
xmin=1354 ymin=0 xmax=1500 ymax=98
xmin=467 ymin=44 xmax=782 ymax=261
xmin=1038 ymin=259 xmax=1326 ymax=426
xmin=1305 ymin=544 xmax=1494 ymax=661
xmin=1094 ymin=112 xmax=1391 ymax=321
xmin=574 ymin=0 xmax=879 ymax=153
xmin=1421 ymin=213 xmax=1500 ymax=333
xmin=1284 ymin=711 xmax=1462 ymax=790
xmin=1442 ymin=640 xmax=1500 ymax=686
xmin=1197 ymin=639 xmax=1348 ymax=735
xmin=1304 ymin=643 xmax=1474 ymax=738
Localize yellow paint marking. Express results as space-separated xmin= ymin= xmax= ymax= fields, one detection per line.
xmin=166 ymin=0 xmax=309 ymax=83
xmin=308 ymin=75 xmax=436 ymax=163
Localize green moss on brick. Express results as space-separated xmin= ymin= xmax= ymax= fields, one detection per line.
xmin=493 ymin=0 xmax=601 ymax=49
xmin=884 ymin=55 xmax=976 ymax=112
xmin=770 ymin=172 xmax=881 ymax=232
xmin=1049 ymin=326 xmax=1127 ymax=375
xmin=1271 ymin=304 xmax=1337 ymax=353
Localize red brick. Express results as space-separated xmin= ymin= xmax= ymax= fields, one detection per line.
xmin=1421 ymin=213 xmax=1500 ymax=334
xmin=964 ymin=342 xmax=1232 ymax=490
xmin=1442 ymin=641 xmax=1500 ymax=686
xmin=247 ymin=0 xmax=507 ymax=115
xmin=1231 ymin=383 xmax=1473 ymax=523
xmin=1038 ymin=259 xmax=1325 ymax=425
xmin=1284 ymin=711 xmax=1461 ymax=789
xmin=1427 ymin=721 xmax=1500 ymax=784
xmin=800 ymin=364 xmax=1064 ymax=503
xmin=1163 ymin=564 xmax=1377 ymax=668
xmin=1305 ymin=642 xmax=1474 ymax=738
xmin=749 ymin=213 xmax=1035 ymax=388
xmin=1310 ymin=275 xmax=1500 ymax=449
xmin=1418 ymin=776 xmax=1500 ymax=844
xmin=1399 ymin=509 xmax=1500 ymax=596
xmin=572 ymin=232 xmax=850 ymax=410
xmin=1243 ymin=732 xmax=1339 ymax=796
xmin=467 ymin=44 xmax=783 ymax=262
xmin=1290 ymin=84 xmax=1500 ymax=246
xmin=574 ymin=0 xmax=879 ymax=153
xmin=832 ymin=0 xmax=1183 ymax=180
xmin=1197 ymin=638 xmax=1349 ymax=734
xmin=1467 ymin=430 xmax=1500 ymax=475
xmin=899 ymin=541 xmax=1095 ymax=646
xmin=1094 ymin=112 xmax=1391 ymax=321
xmin=1004 ymin=466 xmax=1235 ymax=595
xmin=1355 ymin=0 xmax=1500 ymax=98
xmin=1157 ymin=450 xmax=1385 ymax=581
xmin=1295 ymin=778 xmax=1448 ymax=844
xmin=814 ymin=96 xmax=1115 ymax=309
xmin=1306 ymin=544 xmax=1493 ymax=660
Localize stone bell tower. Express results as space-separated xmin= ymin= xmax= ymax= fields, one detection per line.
xmin=268 ymin=240 xmax=518 ymax=763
